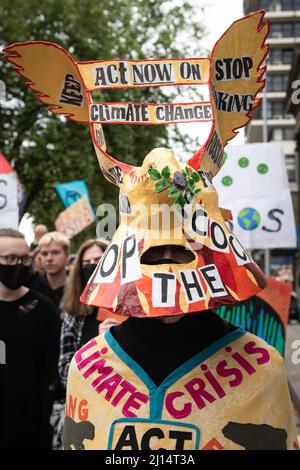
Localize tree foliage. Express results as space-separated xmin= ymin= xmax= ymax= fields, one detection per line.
xmin=0 ymin=0 xmax=204 ymax=246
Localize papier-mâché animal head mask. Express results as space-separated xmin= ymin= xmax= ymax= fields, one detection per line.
xmin=4 ymin=10 xmax=269 ymax=317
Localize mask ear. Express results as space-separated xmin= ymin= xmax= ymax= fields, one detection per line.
xmin=4 ymin=41 xmax=89 ymax=123
xmin=4 ymin=41 xmax=135 ymax=189
xmin=187 ymin=10 xmax=269 ymax=175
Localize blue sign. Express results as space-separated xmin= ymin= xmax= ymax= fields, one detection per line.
xmin=55 ymin=180 xmax=95 ymax=215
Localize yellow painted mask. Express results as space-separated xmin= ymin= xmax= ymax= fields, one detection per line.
xmin=4 ymin=10 xmax=269 ymax=317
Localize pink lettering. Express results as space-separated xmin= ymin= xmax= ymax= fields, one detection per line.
xmin=165 ymin=391 xmax=192 ymax=419
xmin=216 ymin=360 xmax=243 ymax=387
xmin=111 ymin=380 xmax=136 ymax=407
xmin=184 ymin=378 xmax=216 ymax=409
xmin=94 ymin=373 xmax=122 ymax=399
xmin=74 ymin=339 xmax=97 ymax=364
xmin=122 ymin=391 xmax=149 ymax=418
xmin=83 ymin=358 xmax=113 ymax=380
xmin=244 ymin=341 xmax=270 ymax=365
xmin=231 ymin=352 xmax=256 ymax=375
xmin=77 ymin=351 xmax=101 ymax=371
xmin=203 ymin=370 xmax=226 ymax=398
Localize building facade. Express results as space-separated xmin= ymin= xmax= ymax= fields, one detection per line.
xmin=286 ymin=46 xmax=300 ymax=277
xmin=244 ymin=0 xmax=300 ymax=290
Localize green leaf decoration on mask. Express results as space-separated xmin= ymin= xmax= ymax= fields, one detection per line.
xmin=175 ymin=195 xmax=187 ymax=207
xmin=148 ymin=165 xmax=202 ymax=207
xmin=168 ymin=185 xmax=181 ymax=198
xmin=161 ymin=166 xmax=171 ymax=179
xmin=148 ymin=168 xmax=161 ymax=180
xmin=155 ymin=179 xmax=167 ymax=192
xmin=191 ymin=172 xmax=201 ymax=183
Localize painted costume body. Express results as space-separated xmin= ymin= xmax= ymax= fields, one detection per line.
xmin=64 ymin=316 xmax=298 ymax=450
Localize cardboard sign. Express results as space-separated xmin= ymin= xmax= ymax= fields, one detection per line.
xmin=214 ymin=143 xmax=297 ymax=249
xmin=0 ymin=153 xmax=14 ymax=174
xmin=215 ymin=278 xmax=292 ymax=356
xmin=0 ymin=172 xmax=19 ymax=230
xmin=55 ymin=196 xmax=95 ymax=238
xmin=55 ymin=180 xmax=95 ymax=216
xmin=78 ymin=58 xmax=210 ymax=89
xmin=89 ymin=102 xmax=212 ymax=125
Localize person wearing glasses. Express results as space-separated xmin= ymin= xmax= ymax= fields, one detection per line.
xmin=0 ymin=228 xmax=60 ymax=450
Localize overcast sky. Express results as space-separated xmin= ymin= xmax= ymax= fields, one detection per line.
xmin=174 ymin=0 xmax=245 ymax=162
xmin=198 ymin=0 xmax=244 ymax=49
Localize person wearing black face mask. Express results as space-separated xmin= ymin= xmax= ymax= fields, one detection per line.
xmin=0 ymin=228 xmax=60 ymax=450
xmin=0 ymin=258 xmax=31 ymax=289
xmin=50 ymin=238 xmax=108 ymax=449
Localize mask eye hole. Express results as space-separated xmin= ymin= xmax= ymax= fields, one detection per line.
xmin=140 ymin=245 xmax=195 ymax=265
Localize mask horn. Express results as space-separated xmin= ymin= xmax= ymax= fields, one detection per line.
xmin=3 ymin=41 xmax=89 ymax=123
xmin=4 ymin=41 xmax=134 ymax=188
xmin=187 ymin=10 xmax=269 ymax=176
xmin=90 ymin=122 xmax=133 ymax=187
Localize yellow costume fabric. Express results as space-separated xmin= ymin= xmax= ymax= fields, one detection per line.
xmin=63 ymin=328 xmax=298 ymax=450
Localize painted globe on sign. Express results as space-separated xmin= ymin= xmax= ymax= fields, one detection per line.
xmin=238 ymin=207 xmax=261 ymax=231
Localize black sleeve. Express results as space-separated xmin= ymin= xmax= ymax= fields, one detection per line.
xmin=41 ymin=298 xmax=61 ymax=387
xmin=37 ymin=296 xmax=61 ymax=449
xmin=26 ymin=271 xmax=48 ymax=294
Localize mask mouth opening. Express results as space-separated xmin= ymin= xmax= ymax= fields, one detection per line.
xmin=140 ymin=244 xmax=195 ymax=265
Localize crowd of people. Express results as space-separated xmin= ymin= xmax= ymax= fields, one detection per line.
xmin=1 ymin=224 xmax=298 ymax=451
xmin=2 ymin=8 xmax=299 ymax=452
xmin=0 ymin=225 xmax=113 ymax=450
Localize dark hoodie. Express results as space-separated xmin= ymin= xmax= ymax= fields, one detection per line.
xmin=110 ymin=310 xmax=237 ymax=386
